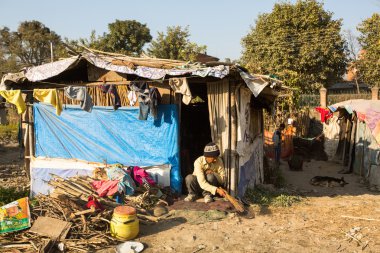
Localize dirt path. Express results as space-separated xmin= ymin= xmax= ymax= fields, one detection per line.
xmin=0 ymin=143 xmax=28 ymax=189
xmin=137 ymin=160 xmax=380 ymax=253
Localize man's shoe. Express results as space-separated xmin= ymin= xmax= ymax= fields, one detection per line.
xmin=184 ymin=194 xmax=196 ymax=202
xmin=204 ymin=195 xmax=214 ymax=203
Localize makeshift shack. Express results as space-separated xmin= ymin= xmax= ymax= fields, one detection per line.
xmin=0 ymin=48 xmax=280 ymax=197
xmin=318 ymin=99 xmax=380 ymax=188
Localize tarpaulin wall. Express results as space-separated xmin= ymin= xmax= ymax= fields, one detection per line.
xmin=33 ymin=103 xmax=181 ymax=193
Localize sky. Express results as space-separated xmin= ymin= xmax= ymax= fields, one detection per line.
xmin=0 ymin=0 xmax=378 ymax=61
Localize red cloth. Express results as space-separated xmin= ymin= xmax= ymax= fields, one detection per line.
xmin=86 ymin=196 xmax=104 ymax=210
xmin=315 ymin=107 xmax=332 ymax=123
xmin=357 ymin=112 xmax=366 ymax=121
xmin=91 ymin=180 xmax=119 ymax=197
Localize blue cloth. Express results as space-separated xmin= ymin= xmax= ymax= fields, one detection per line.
xmin=33 ymin=103 xmax=182 ymax=193
xmin=237 ymin=152 xmax=256 ymax=198
xmin=107 ymin=165 xmax=136 ymax=196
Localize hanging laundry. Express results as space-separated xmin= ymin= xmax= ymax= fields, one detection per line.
xmin=130 ymin=82 xmax=151 ymax=120
xmin=127 ymin=90 xmax=137 ymax=106
xmin=33 ymin=89 xmax=62 ymax=115
xmin=168 ymin=77 xmax=192 ymax=105
xmin=99 ymin=84 xmax=121 ymax=110
xmin=315 ymin=107 xmax=332 ymax=123
xmin=64 ymin=86 xmax=93 ymax=112
xmin=149 ymin=87 xmax=161 ymax=120
xmin=0 ymin=90 xmax=26 ymax=114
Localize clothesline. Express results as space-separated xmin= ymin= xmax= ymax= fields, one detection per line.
xmin=3 ymin=75 xmax=204 ymax=92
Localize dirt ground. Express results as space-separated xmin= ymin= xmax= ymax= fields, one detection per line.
xmin=136 ymin=160 xmax=380 ymax=253
xmin=1 ymin=144 xmax=380 ymax=252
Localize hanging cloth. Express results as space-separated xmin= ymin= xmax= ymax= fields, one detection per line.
xmin=33 ymin=89 xmax=62 ymax=115
xmin=149 ymin=87 xmax=161 ymax=120
xmin=127 ymin=90 xmax=137 ymax=106
xmin=315 ymin=107 xmax=332 ymax=123
xmin=130 ymin=82 xmax=151 ymax=120
xmin=0 ymin=90 xmax=26 ymax=114
xmin=99 ymin=84 xmax=121 ymax=110
xmin=64 ymin=86 xmax=93 ymax=112
xmin=168 ymin=77 xmax=192 ymax=105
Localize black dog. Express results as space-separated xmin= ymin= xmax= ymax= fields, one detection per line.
xmin=310 ymin=176 xmax=348 ymax=187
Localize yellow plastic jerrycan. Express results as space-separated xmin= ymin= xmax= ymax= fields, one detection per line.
xmin=110 ymin=206 xmax=139 ymax=240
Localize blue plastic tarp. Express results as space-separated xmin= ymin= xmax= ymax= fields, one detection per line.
xmin=33 ymin=103 xmax=182 ymax=193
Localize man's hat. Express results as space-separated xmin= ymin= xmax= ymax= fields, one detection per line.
xmin=204 ymin=142 xmax=220 ymax=157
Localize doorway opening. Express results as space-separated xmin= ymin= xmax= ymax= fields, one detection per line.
xmin=180 ymin=83 xmax=212 ymax=186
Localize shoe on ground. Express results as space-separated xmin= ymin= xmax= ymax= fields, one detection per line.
xmin=184 ymin=194 xmax=196 ymax=202
xmin=204 ymin=195 xmax=214 ymax=203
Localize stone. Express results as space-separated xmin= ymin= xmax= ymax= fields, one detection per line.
xmin=153 ymin=205 xmax=168 ymax=217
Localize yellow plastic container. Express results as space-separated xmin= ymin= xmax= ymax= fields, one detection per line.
xmin=110 ymin=206 xmax=139 ymax=240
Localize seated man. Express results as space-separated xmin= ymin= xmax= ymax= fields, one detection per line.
xmin=184 ymin=142 xmax=226 ymax=203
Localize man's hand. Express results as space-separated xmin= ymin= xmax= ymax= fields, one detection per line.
xmin=205 ymin=169 xmax=213 ymax=175
xmin=216 ymin=187 xmax=226 ymax=197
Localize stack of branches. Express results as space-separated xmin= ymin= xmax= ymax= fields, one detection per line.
xmin=0 ymin=174 xmax=176 ymax=252
xmin=47 ymin=174 xmax=119 ymax=209
xmin=0 ymin=194 xmax=121 ymax=252
xmin=49 ymin=174 xmax=174 ymax=223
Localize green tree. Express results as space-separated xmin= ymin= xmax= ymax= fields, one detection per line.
xmin=356 ymin=13 xmax=380 ymax=87
xmin=148 ymin=26 xmax=206 ymax=61
xmin=103 ymin=20 xmax=152 ymax=55
xmin=241 ymin=0 xmax=347 ymax=93
xmin=0 ymin=20 xmax=67 ymax=67
xmin=71 ymin=20 xmax=152 ymax=56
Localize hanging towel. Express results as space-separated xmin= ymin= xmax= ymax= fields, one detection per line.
xmin=0 ymin=90 xmax=26 ymax=114
xmin=33 ymin=89 xmax=62 ymax=115
xmin=127 ymin=90 xmax=137 ymax=106
xmin=64 ymin=86 xmax=93 ymax=112
xmin=99 ymin=84 xmax=121 ymax=110
xmin=168 ymin=77 xmax=192 ymax=105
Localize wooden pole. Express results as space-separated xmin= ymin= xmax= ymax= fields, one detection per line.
xmin=319 ymin=87 xmax=327 ymax=108
xmin=371 ymin=86 xmax=379 ymax=100
xmin=230 ymin=80 xmax=237 ymax=196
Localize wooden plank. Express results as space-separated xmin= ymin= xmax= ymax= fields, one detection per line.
xmin=29 ymin=216 xmax=72 ymax=240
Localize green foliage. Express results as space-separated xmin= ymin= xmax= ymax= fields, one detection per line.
xmin=0 ymin=124 xmax=19 ymax=143
xmin=245 ymin=187 xmax=302 ymax=207
xmin=241 ymin=0 xmax=347 ymax=93
xmin=0 ymin=187 xmax=29 ymax=206
xmin=0 ymin=20 xmax=67 ymax=67
xmin=0 ymin=49 xmax=18 ymax=76
xmin=356 ymin=13 xmax=380 ymax=87
xmin=104 ymin=20 xmax=152 ymax=55
xmin=148 ymin=26 xmax=206 ymax=61
xmin=73 ymin=20 xmax=152 ymax=56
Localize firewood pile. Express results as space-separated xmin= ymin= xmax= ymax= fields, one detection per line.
xmin=0 ymin=174 xmax=173 ymax=252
